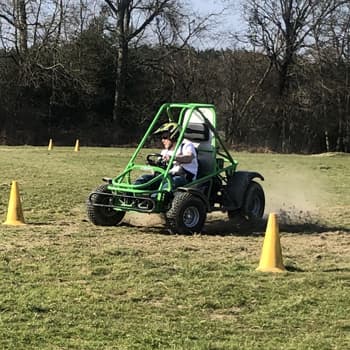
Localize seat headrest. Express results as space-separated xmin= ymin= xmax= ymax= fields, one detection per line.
xmin=184 ymin=123 xmax=209 ymax=141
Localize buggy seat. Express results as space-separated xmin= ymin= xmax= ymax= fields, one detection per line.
xmin=183 ymin=108 xmax=216 ymax=178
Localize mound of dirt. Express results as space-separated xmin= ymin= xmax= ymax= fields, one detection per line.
xmin=310 ymin=152 xmax=349 ymax=157
xmin=124 ymin=212 xmax=165 ymax=227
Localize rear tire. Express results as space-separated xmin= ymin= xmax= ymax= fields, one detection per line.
xmin=242 ymin=181 xmax=265 ymax=219
xmin=87 ymin=184 xmax=125 ymax=226
xmin=227 ymin=181 xmax=265 ymax=222
xmin=165 ymin=192 xmax=206 ymax=234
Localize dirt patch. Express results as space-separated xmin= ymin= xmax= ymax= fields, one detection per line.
xmin=310 ymin=152 xmax=350 ymax=157
xmin=123 ymin=212 xmax=165 ymax=227
xmin=119 ymin=206 xmax=348 ymax=237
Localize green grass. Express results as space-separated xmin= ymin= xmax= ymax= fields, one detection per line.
xmin=0 ymin=146 xmax=349 ymax=349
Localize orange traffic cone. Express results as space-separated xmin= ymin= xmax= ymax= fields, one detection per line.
xmin=48 ymin=138 xmax=53 ymax=151
xmin=256 ymin=213 xmax=286 ymax=272
xmin=74 ymin=139 xmax=80 ymax=152
xmin=3 ymin=181 xmax=26 ymax=226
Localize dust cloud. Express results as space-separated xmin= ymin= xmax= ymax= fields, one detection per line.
xmin=123 ymin=170 xmax=332 ymax=230
xmin=124 ymin=212 xmax=165 ymax=228
xmin=264 ymin=169 xmax=327 ymax=226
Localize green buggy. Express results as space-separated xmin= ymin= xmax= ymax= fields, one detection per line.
xmin=87 ymin=103 xmax=265 ymax=234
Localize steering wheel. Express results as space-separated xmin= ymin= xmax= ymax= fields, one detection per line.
xmin=146 ymin=153 xmax=167 ymax=168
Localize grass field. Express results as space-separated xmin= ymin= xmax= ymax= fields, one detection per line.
xmin=0 ymin=146 xmax=349 ymax=350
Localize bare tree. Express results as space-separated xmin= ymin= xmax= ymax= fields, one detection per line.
xmin=0 ymin=0 xmax=28 ymax=56
xmin=103 ymin=0 xmax=211 ymax=124
xmin=243 ymin=0 xmax=347 ymax=151
xmin=217 ymin=49 xmax=272 ymax=146
xmin=311 ymin=2 xmax=350 ymax=152
xmin=0 ymin=0 xmax=104 ymax=142
xmin=245 ymin=0 xmax=347 ymax=96
xmin=102 ymin=0 xmax=172 ymax=122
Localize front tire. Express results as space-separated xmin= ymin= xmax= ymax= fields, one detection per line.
xmin=87 ymin=184 xmax=125 ymax=226
xmin=165 ymin=192 xmax=206 ymax=234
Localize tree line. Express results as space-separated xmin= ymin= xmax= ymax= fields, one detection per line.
xmin=0 ymin=0 xmax=349 ymax=153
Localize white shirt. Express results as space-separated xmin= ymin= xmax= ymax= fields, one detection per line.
xmin=161 ymin=140 xmax=198 ymax=179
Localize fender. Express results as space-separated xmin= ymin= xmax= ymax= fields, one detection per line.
xmin=226 ymin=171 xmax=264 ymax=209
xmin=175 ymin=186 xmax=211 ymax=210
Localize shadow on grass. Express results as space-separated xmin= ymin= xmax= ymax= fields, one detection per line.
xmin=119 ymin=216 xmax=349 ymax=237
xmin=322 ymin=267 xmax=350 ymax=273
xmin=284 ymin=265 xmax=305 ymax=272
xmin=204 ymin=217 xmax=350 ymax=236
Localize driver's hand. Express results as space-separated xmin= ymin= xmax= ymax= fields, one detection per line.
xmin=163 ymin=154 xmax=171 ymax=162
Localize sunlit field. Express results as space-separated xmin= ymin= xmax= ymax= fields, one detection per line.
xmin=0 ymin=146 xmax=349 ymax=349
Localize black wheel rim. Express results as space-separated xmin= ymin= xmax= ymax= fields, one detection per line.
xmin=182 ymin=206 xmax=200 ymax=228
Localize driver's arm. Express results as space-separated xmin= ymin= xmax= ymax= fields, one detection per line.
xmin=175 ymin=143 xmax=195 ymax=164
xmin=175 ymin=152 xmax=193 ymax=164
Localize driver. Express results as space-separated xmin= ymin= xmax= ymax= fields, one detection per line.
xmin=135 ymin=122 xmax=198 ymax=189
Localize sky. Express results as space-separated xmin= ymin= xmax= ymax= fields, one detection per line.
xmin=190 ymin=0 xmax=230 ymax=15
xmin=189 ymin=0 xmax=246 ymax=49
